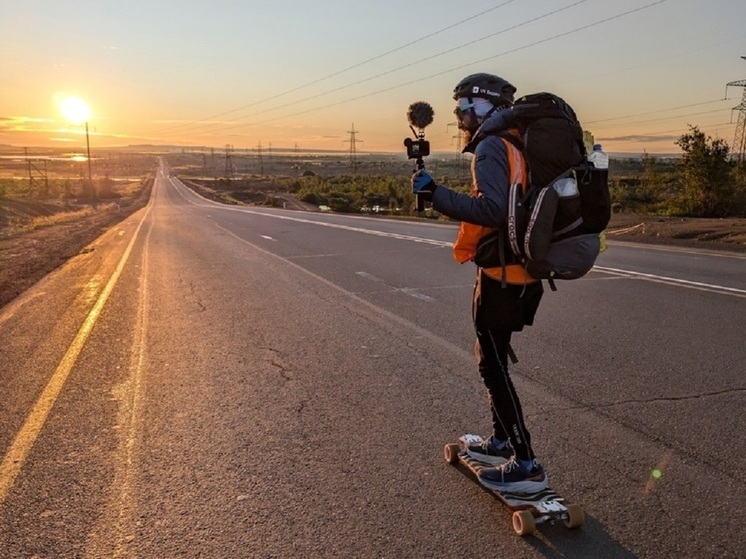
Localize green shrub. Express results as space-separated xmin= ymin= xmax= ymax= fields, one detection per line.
xmin=674 ymin=126 xmax=734 ymax=217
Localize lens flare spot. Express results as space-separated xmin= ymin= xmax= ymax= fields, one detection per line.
xmin=644 ymin=451 xmax=672 ymax=494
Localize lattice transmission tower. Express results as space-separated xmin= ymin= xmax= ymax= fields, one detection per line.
xmin=726 ymin=56 xmax=746 ymax=162
xmin=344 ymin=124 xmax=363 ymax=174
xmin=447 ymin=122 xmax=466 ymax=181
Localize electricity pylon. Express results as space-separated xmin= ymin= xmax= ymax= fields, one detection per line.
xmin=447 ymin=122 xmax=466 ymax=181
xmin=344 ymin=124 xmax=363 ymax=174
xmin=726 ymin=56 xmax=746 ymax=162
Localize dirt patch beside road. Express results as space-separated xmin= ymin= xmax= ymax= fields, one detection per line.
xmin=604 ymin=213 xmax=746 ymax=252
xmin=0 ymin=180 xmax=152 ymax=310
xmin=0 ymin=189 xmax=744 ymax=311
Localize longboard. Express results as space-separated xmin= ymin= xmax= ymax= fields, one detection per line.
xmin=444 ymin=434 xmax=584 ymax=536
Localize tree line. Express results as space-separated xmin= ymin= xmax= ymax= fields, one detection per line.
xmin=610 ymin=126 xmax=746 ymax=217
xmin=284 ymin=125 xmax=746 ymax=218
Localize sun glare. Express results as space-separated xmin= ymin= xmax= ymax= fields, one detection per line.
xmin=59 ymin=96 xmax=92 ymax=125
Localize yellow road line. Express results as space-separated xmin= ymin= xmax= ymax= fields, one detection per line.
xmin=0 ymin=203 xmax=152 ymax=505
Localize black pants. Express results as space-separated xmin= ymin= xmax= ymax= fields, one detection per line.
xmin=472 ymin=271 xmax=543 ymax=461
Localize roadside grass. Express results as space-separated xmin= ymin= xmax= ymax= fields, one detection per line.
xmin=6 ymin=203 xmax=119 ymax=236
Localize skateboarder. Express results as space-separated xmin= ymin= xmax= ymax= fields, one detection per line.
xmin=411 ymin=73 xmax=548 ymax=494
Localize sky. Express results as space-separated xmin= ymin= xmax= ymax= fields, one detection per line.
xmin=2 ymin=0 xmax=746 ymax=156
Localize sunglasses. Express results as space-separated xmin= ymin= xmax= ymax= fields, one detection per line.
xmin=454 ymin=98 xmax=475 ymax=118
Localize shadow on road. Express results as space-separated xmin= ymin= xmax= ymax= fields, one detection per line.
xmin=524 ymin=515 xmax=639 ymax=559
xmin=451 ymin=464 xmax=639 ymax=558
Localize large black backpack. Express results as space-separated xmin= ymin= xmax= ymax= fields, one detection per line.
xmin=480 ymin=92 xmax=611 ymax=289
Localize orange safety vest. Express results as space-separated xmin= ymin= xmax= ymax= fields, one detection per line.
xmin=452 ymin=133 xmax=539 ymax=285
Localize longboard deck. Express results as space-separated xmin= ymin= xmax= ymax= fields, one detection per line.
xmin=444 ymin=435 xmax=584 ymax=536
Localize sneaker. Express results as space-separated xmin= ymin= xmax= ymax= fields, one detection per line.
xmin=478 ymin=457 xmax=549 ymax=493
xmin=466 ymin=436 xmax=514 ymax=466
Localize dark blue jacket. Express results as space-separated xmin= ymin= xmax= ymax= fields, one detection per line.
xmin=431 ymin=134 xmax=511 ymax=228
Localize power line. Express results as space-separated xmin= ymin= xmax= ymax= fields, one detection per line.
xmin=155 ymin=0 xmax=517 ymax=136
xmin=594 ymin=107 xmax=732 ymax=130
xmin=204 ymin=0 xmax=671 ymax=137
xmin=584 ymin=99 xmax=730 ymax=125
xmin=602 ymin=122 xmax=734 ymax=141
xmin=160 ymin=0 xmax=589 ymax=138
xmin=152 ymin=0 xmax=671 ymax=151
xmin=558 ymin=34 xmax=746 ymax=90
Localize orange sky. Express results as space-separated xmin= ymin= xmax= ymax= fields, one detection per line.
xmin=2 ymin=1 xmax=745 ymax=155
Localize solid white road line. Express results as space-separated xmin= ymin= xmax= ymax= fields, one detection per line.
xmin=593 ymin=266 xmax=746 ymax=297
xmin=169 ymin=179 xmax=744 ymax=298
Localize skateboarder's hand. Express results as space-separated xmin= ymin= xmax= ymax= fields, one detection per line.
xmin=411 ymin=170 xmax=436 ymax=201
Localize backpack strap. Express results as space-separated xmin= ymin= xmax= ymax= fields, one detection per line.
xmin=502 ymin=133 xmax=527 ymax=258
xmin=498 ymin=228 xmax=507 ymax=289
xmin=507 ymin=343 xmax=519 ymax=365
xmin=499 ymin=130 xmax=524 ymax=154
xmin=501 ymin=136 xmax=526 ymax=288
xmin=467 ymin=134 xmax=539 ymax=287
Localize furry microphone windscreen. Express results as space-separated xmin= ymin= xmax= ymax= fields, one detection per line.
xmin=407 ymin=101 xmax=434 ymax=129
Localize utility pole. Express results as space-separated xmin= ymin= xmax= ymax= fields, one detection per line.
xmin=25 ymin=147 xmax=33 ymax=191
xmin=85 ymin=122 xmax=92 ymax=190
xmin=257 ymin=141 xmax=264 ymax=176
xmin=726 ymin=56 xmax=746 ymax=162
xmin=24 ymin=147 xmax=49 ymax=196
xmin=344 ymin=124 xmax=363 ymax=174
xmin=224 ymin=144 xmax=234 ymax=178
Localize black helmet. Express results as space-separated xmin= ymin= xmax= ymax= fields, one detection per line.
xmin=453 ymin=73 xmax=516 ymax=106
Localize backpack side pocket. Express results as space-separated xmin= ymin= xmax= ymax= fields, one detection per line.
xmin=575 ymin=165 xmax=611 ymax=234
xmin=524 ymin=186 xmax=558 ymax=261
xmin=551 ymin=173 xmax=583 ymax=240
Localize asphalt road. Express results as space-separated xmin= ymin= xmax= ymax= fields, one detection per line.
xmin=0 ymin=162 xmax=744 ymax=558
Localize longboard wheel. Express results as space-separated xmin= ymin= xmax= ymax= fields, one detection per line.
xmin=563 ymin=503 xmax=584 ymax=529
xmin=512 ymin=510 xmax=536 ymax=536
xmin=444 ymin=443 xmax=460 ymax=464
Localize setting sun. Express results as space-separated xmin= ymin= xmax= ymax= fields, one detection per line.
xmin=58 ymin=96 xmax=92 ymax=126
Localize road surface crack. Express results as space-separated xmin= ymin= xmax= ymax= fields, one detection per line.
xmin=591 ymin=387 xmax=745 ymax=408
